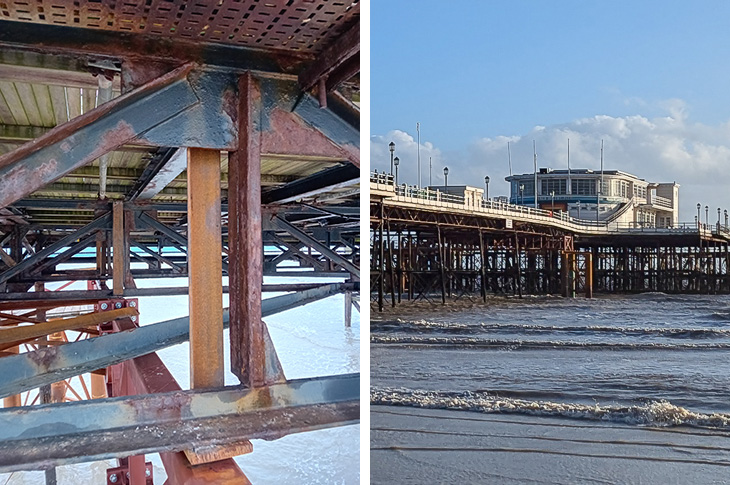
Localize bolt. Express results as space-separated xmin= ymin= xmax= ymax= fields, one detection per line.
xmin=126 ymin=472 xmax=130 ymax=479
xmin=129 ymin=301 xmax=137 ymax=307
xmin=100 ymin=302 xmax=108 ymax=310
xmin=145 ymin=469 xmax=151 ymax=477
xmin=109 ymin=474 xmax=118 ymax=483
xmin=131 ymin=316 xmax=137 ymax=322
xmin=115 ymin=302 xmax=123 ymax=309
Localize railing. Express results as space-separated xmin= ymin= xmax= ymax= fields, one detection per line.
xmin=371 ymin=172 xmax=725 ymax=238
xmin=652 ymin=195 xmax=673 ymax=209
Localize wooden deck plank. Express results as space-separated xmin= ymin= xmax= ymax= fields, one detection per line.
xmin=0 ymin=81 xmax=29 ymax=125
xmin=30 ymin=84 xmax=56 ymax=127
xmin=13 ymin=83 xmax=43 ymax=127
xmin=66 ymin=87 xmax=81 ymax=119
xmin=48 ymin=85 xmax=69 ymax=125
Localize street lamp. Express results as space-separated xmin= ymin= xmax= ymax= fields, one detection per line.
xmin=706 ymin=205 xmax=709 ymax=226
xmin=697 ymin=203 xmax=701 ymax=229
xmin=725 ymin=210 xmax=728 ymax=230
xmin=484 ymin=176 xmax=490 ymax=199
xmin=719 ymin=207 xmax=722 ymax=227
xmin=519 ymin=184 xmax=525 ymax=206
xmin=393 ymin=156 xmax=400 ymax=186
xmin=443 ymin=166 xmax=449 ymax=186
xmin=551 ymin=191 xmax=555 ymax=213
xmin=389 ymin=141 xmax=395 ymax=176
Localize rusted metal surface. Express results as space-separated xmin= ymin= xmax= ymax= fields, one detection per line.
xmin=187 ymin=147 xmax=224 ymax=389
xmin=229 ymin=72 xmax=266 ymax=387
xmin=0 ymin=306 xmax=136 ymax=346
xmin=0 ymin=63 xmax=197 ymax=209
xmin=269 ymin=216 xmax=360 ymax=277
xmin=0 ymin=373 xmax=359 ymax=472
xmin=134 ymin=148 xmax=186 ymax=200
xmin=299 ymin=22 xmax=360 ymax=92
xmin=0 ymin=1 xmax=359 ymax=56
xmin=113 ymin=201 xmax=125 ymax=295
xmin=0 ymin=282 xmax=342 ymax=399
xmin=107 ymin=341 xmax=250 ymax=481
xmin=262 ymin=163 xmax=359 ymax=204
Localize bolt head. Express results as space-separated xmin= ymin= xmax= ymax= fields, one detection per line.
xmin=109 ymin=474 xmax=118 ymax=483
xmin=115 ymin=302 xmax=123 ymax=309
xmin=146 ymin=469 xmax=151 ymax=477
xmin=131 ymin=316 xmax=137 ymax=322
xmin=129 ymin=301 xmax=137 ymax=307
xmin=100 ymin=303 xmax=108 ymax=310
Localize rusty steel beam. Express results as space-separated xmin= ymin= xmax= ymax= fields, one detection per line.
xmin=0 ymin=373 xmax=359 ymax=473
xmin=187 ymin=147 xmax=224 ymax=389
xmin=131 ymin=147 xmax=185 ymax=200
xmin=0 ymin=307 xmax=136 ymax=347
xmin=0 ymin=63 xmax=197 ymax=210
xmin=0 ymin=213 xmax=111 ymax=285
xmin=262 ymin=163 xmax=359 ymax=204
xmin=112 ymin=339 xmax=250 ymax=481
xmin=299 ymin=22 xmax=359 ymax=93
xmin=269 ymin=216 xmax=360 ymax=278
xmin=229 ymin=72 xmax=266 ymax=388
xmin=0 ymin=284 xmax=347 ymax=399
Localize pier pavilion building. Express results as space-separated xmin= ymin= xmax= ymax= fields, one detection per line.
xmin=505 ymin=169 xmax=679 ymax=228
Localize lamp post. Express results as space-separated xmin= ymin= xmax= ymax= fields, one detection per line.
xmin=393 ymin=156 xmax=400 ymax=186
xmin=551 ymin=191 xmax=555 ymax=213
xmin=484 ymin=176 xmax=490 ymax=200
xmin=519 ymin=184 xmax=524 ymax=206
xmin=443 ymin=166 xmax=449 ymax=186
xmin=706 ymin=205 xmax=709 ymax=226
xmin=697 ymin=203 xmax=701 ymax=229
xmin=719 ymin=207 xmax=722 ymax=228
xmin=389 ymin=141 xmax=395 ymax=176
xmin=725 ymin=210 xmax=728 ymax=230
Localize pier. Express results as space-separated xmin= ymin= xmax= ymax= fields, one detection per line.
xmin=371 ymin=173 xmax=730 ymax=310
xmin=0 ymin=4 xmax=360 ymax=483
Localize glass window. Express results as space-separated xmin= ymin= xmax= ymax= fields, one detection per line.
xmin=541 ymin=179 xmax=567 ymax=195
xmin=571 ymin=179 xmax=596 ymax=195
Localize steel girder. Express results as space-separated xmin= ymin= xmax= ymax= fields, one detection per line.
xmin=0 ymin=373 xmax=359 ymax=473
xmin=0 ymin=283 xmax=352 ymax=398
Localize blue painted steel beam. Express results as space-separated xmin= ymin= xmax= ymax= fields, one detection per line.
xmin=0 ymin=64 xmax=198 ymax=210
xmin=0 ymin=373 xmax=359 ymax=472
xmin=0 ymin=283 xmax=349 ymax=398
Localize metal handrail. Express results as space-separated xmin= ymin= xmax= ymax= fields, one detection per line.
xmin=371 ymin=172 xmax=717 ymax=237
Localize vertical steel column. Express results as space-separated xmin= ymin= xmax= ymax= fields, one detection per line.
xmin=387 ymin=220 xmax=396 ymax=308
xmin=378 ymin=203 xmax=384 ymax=312
xmin=515 ymin=234 xmax=523 ymax=299
xmin=585 ymin=252 xmax=593 ymax=298
xmin=187 ymin=148 xmax=224 ymax=389
xmin=113 ymin=201 xmax=125 ymax=296
xmin=229 ymin=73 xmax=265 ymax=387
xmin=344 ymin=290 xmax=352 ymax=328
xmin=437 ymin=226 xmax=447 ymax=305
xmin=479 ymin=230 xmax=487 ymax=302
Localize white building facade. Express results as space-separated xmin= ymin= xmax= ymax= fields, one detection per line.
xmin=505 ymin=168 xmax=679 ymax=227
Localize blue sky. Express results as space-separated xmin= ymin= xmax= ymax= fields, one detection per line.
xmin=371 ymin=1 xmax=730 ymax=219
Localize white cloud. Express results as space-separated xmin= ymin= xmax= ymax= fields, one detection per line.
xmin=370 ymin=101 xmax=730 ymax=221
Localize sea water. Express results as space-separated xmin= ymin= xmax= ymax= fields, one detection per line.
xmin=371 ymin=293 xmax=730 ymax=483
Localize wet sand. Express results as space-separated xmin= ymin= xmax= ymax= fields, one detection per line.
xmin=372 ymin=405 xmax=730 ymax=484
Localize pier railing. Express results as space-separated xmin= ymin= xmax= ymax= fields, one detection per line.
xmin=371 ymin=173 xmax=721 ymax=237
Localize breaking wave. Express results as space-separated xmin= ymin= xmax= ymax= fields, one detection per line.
xmin=370 ymin=334 xmax=730 ymax=350
xmin=372 ymin=320 xmax=730 ymax=339
xmin=371 ymin=387 xmax=730 ymax=429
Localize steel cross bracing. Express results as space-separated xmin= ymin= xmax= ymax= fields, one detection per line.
xmin=0 ymin=3 xmax=360 ymax=482
xmin=371 ymin=193 xmax=730 ymax=310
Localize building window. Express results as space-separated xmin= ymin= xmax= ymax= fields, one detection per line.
xmin=541 ymin=179 xmax=567 ymax=195
xmin=572 ymin=179 xmax=596 ymax=196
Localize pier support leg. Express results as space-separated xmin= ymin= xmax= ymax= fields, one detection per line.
xmin=585 ymin=252 xmax=593 ymax=298
xmin=112 ymin=201 xmax=124 ymax=296
xmin=437 ymin=226 xmax=447 ymax=305
xmin=344 ymin=290 xmax=352 ymax=327
xmin=187 ymin=147 xmax=224 ymax=389
xmin=229 ymin=73 xmax=265 ymax=387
